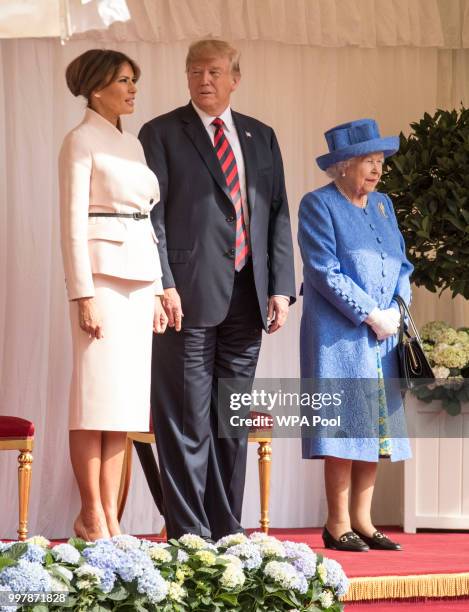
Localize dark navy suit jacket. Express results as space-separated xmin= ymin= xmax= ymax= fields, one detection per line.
xmin=139 ymin=102 xmax=295 ymax=330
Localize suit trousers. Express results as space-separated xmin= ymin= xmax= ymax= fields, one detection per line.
xmin=151 ymin=262 xmax=263 ymax=540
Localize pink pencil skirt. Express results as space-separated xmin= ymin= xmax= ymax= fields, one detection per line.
xmin=68 ymin=274 xmax=155 ymax=431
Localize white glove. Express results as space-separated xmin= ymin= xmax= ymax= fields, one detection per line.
xmin=365 ymin=307 xmax=401 ymax=341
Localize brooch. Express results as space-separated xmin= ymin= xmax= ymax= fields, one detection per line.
xmin=378 ymin=202 xmax=388 ymax=218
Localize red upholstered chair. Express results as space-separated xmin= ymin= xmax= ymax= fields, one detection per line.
xmin=118 ymin=412 xmax=273 ymax=533
xmin=0 ymin=416 xmax=34 ymax=540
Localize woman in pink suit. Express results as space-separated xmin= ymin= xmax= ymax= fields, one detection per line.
xmin=59 ymin=49 xmax=168 ymax=540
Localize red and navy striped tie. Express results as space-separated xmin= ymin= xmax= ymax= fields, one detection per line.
xmin=212 ymin=117 xmax=249 ymax=271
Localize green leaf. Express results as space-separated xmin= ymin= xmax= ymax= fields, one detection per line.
xmin=4 ymin=543 xmax=27 ymax=560
xmin=443 ymin=397 xmax=461 ymax=415
xmin=107 ymin=585 xmax=129 ymax=601
xmin=0 ymin=557 xmax=16 ymax=570
xmin=67 ymin=537 xmax=87 ymax=552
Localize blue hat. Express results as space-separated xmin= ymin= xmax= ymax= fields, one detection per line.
xmin=316 ymin=118 xmax=399 ymax=171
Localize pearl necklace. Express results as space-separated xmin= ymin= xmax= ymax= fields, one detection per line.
xmin=335 ymin=182 xmax=368 ymax=209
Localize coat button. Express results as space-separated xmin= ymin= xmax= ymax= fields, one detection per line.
xmin=226 ymin=216 xmax=235 ymax=223
xmin=149 ymin=198 xmax=154 ymax=204
xmin=382 ymin=270 xmax=386 ymax=277
xmin=370 ymin=223 xmax=375 ymax=230
xmin=227 ymin=248 xmax=235 ymax=258
xmin=363 ymin=209 xmax=369 ymax=215
xmin=377 ymin=237 xmax=383 ymax=243
xmin=381 ymin=252 xmax=387 ymax=259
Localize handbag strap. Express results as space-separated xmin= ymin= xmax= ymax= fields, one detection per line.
xmin=394 ymin=295 xmax=422 ymax=344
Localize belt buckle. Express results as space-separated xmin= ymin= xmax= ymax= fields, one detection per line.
xmin=133 ymin=212 xmax=145 ymax=220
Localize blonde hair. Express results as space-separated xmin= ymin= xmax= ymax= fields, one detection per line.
xmin=186 ymin=39 xmax=241 ymax=76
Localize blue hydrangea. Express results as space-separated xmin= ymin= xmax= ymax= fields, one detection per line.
xmin=99 ymin=568 xmax=116 ymax=594
xmin=282 ymin=542 xmax=317 ymax=579
xmin=323 ymin=558 xmax=349 ymax=597
xmin=52 ymin=543 xmax=81 ymax=565
xmin=137 ymin=566 xmax=168 ymax=604
xmin=0 ymin=544 xmax=11 ymax=554
xmin=82 ymin=540 xmax=126 ymax=573
xmin=0 ymin=584 xmax=18 ymax=611
xmin=115 ymin=549 xmax=154 ymax=582
xmin=21 ymin=544 xmax=46 ymax=564
xmin=111 ymin=535 xmax=140 ymax=551
xmin=225 ymin=543 xmax=262 ymax=570
xmin=0 ymin=560 xmax=51 ymax=593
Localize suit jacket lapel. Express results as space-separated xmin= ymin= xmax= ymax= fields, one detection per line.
xmin=233 ymin=112 xmax=258 ymax=213
xmin=181 ymin=103 xmax=232 ymax=203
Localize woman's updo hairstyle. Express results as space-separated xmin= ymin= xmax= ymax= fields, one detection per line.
xmin=65 ymin=49 xmax=141 ymax=104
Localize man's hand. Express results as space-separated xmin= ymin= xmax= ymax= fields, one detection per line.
xmin=77 ymin=297 xmax=103 ymax=339
xmin=267 ymin=296 xmax=290 ymax=334
xmin=154 ymin=296 xmax=169 ymax=334
xmin=162 ymin=287 xmax=184 ymax=331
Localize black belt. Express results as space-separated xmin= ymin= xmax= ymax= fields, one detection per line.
xmin=88 ymin=212 xmax=149 ymax=220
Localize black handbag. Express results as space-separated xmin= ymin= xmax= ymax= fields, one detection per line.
xmin=394 ymin=296 xmax=435 ymax=388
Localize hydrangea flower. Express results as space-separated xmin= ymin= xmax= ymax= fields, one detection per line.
xmin=0 ymin=584 xmax=18 ymax=612
xmin=148 ymin=545 xmax=172 ymax=564
xmin=111 ymin=534 xmax=140 ymax=551
xmin=167 ymin=581 xmax=187 ymax=602
xmin=137 ymin=566 xmax=168 ymax=604
xmin=257 ymin=538 xmax=285 ymax=558
xmin=178 ymin=534 xmax=208 ymax=550
xmin=52 ymin=543 xmax=81 ymax=565
xmin=25 ymin=536 xmax=50 ymax=548
xmin=0 ymin=560 xmax=51 ymax=593
xmin=218 ymin=553 xmax=243 ymax=568
xmin=321 ymin=558 xmax=349 ymax=597
xmin=432 ymin=344 xmax=468 ymax=369
xmin=264 ymin=561 xmax=307 ymax=594
xmin=82 ymin=540 xmax=126 ymax=574
xmin=421 ymin=321 xmax=449 ymax=341
xmin=225 ymin=543 xmax=262 ymax=570
xmin=195 ymin=550 xmax=216 ymax=566
xmin=432 ymin=365 xmax=450 ymax=379
xmin=319 ymin=589 xmax=335 ymax=609
xmin=75 ymin=563 xmax=104 ymax=590
xmin=217 ymin=532 xmax=249 ymax=548
xmin=21 ymin=543 xmax=46 ymax=564
xmin=220 ymin=564 xmax=246 ymax=589
xmin=175 ymin=564 xmax=194 ymax=583
xmin=176 ymin=549 xmax=189 ymax=563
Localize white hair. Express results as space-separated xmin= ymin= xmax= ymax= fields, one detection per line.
xmin=325 ymin=159 xmax=352 ymax=179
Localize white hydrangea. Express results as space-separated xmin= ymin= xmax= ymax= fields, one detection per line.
xmin=317 ymin=562 xmax=327 ymax=582
xmin=319 ymin=589 xmax=334 ymax=609
xmin=220 ymin=564 xmax=246 ymax=589
xmin=52 ymin=543 xmax=81 ymax=564
xmin=148 ymin=546 xmax=172 ymax=564
xmin=218 ymin=554 xmax=243 ymax=568
xmin=167 ymin=581 xmax=187 ymax=602
xmin=258 ymin=539 xmax=285 ymax=558
xmin=217 ymin=532 xmax=249 ymax=548
xmin=195 ymin=550 xmax=217 ymax=566
xmin=25 ymin=536 xmax=50 ymax=548
xmin=75 ymin=563 xmax=105 ymax=590
xmin=432 ymin=365 xmax=450 ymax=379
xmin=177 ymin=549 xmax=189 ymax=563
xmin=179 ymin=534 xmax=208 ymax=550
xmin=264 ymin=561 xmax=306 ymax=593
xmin=248 ymin=531 xmax=271 ymax=543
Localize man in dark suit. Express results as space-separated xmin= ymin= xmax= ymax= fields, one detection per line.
xmin=138 ymin=39 xmax=295 ymax=540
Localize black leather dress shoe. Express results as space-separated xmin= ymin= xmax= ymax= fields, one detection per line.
xmin=353 ymin=529 xmax=402 ymax=551
xmin=322 ymin=527 xmax=369 ymax=552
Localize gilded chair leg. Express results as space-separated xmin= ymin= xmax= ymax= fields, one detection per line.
xmin=17 ymin=449 xmax=33 ymax=541
xmin=257 ymin=441 xmax=272 ymax=534
xmin=117 ymin=437 xmax=133 ymax=522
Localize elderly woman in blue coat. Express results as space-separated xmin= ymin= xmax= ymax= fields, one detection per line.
xmin=298 ymin=119 xmax=413 ymax=552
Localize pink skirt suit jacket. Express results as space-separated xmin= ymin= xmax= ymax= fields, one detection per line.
xmin=59 ymin=108 xmax=163 ymax=431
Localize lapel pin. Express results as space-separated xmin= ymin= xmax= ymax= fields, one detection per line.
xmin=378 ymin=202 xmax=388 ymax=218
xmin=245 ymin=131 xmax=252 ymax=138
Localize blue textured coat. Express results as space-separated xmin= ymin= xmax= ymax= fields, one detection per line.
xmin=298 ymin=182 xmax=413 ymax=462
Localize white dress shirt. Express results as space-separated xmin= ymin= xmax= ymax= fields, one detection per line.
xmin=191 ymin=101 xmax=250 ymax=234
xmin=191 ymin=101 xmax=288 ymax=305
